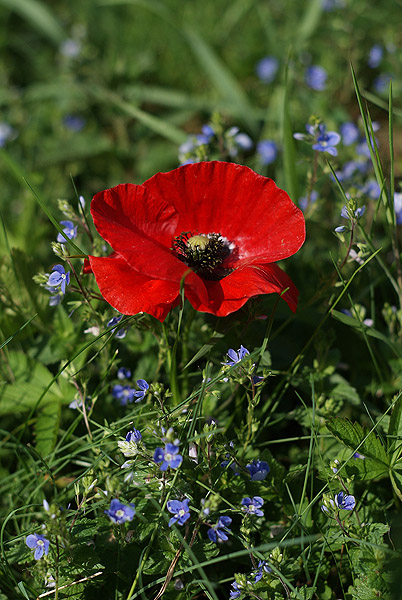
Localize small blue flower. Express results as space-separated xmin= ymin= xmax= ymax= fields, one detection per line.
xmin=353 ymin=452 xmax=365 ymax=459
xmin=373 ymin=73 xmax=392 ymax=94
xmin=334 ymin=491 xmax=355 ymax=510
xmin=125 ymin=429 xmax=142 ymax=443
xmin=105 ymin=499 xmax=135 ymax=524
xmin=257 ymin=140 xmax=277 ymax=165
xmin=133 ymin=379 xmax=149 ymax=402
xmin=246 ymin=459 xmax=270 ymax=481
xmin=63 ymin=115 xmax=86 ymax=132
xmin=368 ymin=44 xmax=383 ymax=69
xmin=196 ymin=124 xmax=215 ymax=145
xmin=312 ymin=127 xmax=341 ymax=156
xmin=253 ymin=560 xmax=272 ymax=583
xmin=154 ymin=443 xmax=183 ymax=471
xmin=107 ymin=315 xmax=127 ymax=339
xmin=221 ymin=454 xmax=240 ymax=475
xmin=255 ymin=56 xmax=279 ymax=83
xmin=340 ymin=122 xmax=360 ymax=146
xmin=322 ymin=0 xmax=345 ymax=9
xmin=48 ymin=264 xmax=70 ymax=294
xmin=57 ymin=220 xmax=78 ymax=243
xmin=223 ymin=345 xmax=250 ymax=366
xmin=394 ymin=193 xmax=402 ymax=224
xmin=0 ymin=122 xmax=14 ymax=147
xmin=229 ymin=582 xmax=242 ymax=599
xmin=60 ymin=38 xmax=82 ymax=58
xmin=26 ymin=533 xmax=50 ymax=560
xmin=305 ymin=65 xmax=327 ymax=91
xmin=299 ymin=190 xmax=318 ymax=212
xmin=241 ymin=496 xmax=264 ymax=516
xmin=112 ymin=384 xmax=136 ymax=406
xmin=362 ymin=179 xmax=381 ymax=199
xmin=340 ymin=205 xmax=366 ymax=222
xmin=117 ymin=367 xmax=132 ymax=380
xmin=167 ymin=499 xmax=190 ymax=527
xmin=207 ymin=516 xmax=232 ymax=543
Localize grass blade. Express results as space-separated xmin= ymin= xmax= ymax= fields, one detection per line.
xmin=0 ymin=0 xmax=64 ymax=44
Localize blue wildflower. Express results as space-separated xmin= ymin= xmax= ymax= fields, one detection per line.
xmin=107 ymin=315 xmax=127 ymax=339
xmin=196 ymin=124 xmax=215 ymax=145
xmin=112 ymin=384 xmax=136 ymax=406
xmin=207 ymin=516 xmax=232 ymax=543
xmin=26 ymin=533 xmax=50 ymax=560
xmin=133 ymin=379 xmax=149 ymax=401
xmin=154 ymin=443 xmax=183 ymax=471
xmin=340 ymin=122 xmax=360 ymax=146
xmin=59 ymin=38 xmax=82 ymax=58
xmin=373 ymin=73 xmax=392 ymax=94
xmin=241 ymin=496 xmax=264 ymax=516
xmin=257 ymin=140 xmax=277 ymax=165
xmin=63 ymin=115 xmax=86 ymax=132
xmin=167 ymin=499 xmax=191 ymax=527
xmin=105 ymin=498 xmax=135 ymax=524
xmin=126 ymin=429 xmax=142 ymax=443
xmin=255 ymin=56 xmax=279 ymax=83
xmin=394 ymin=193 xmax=402 ymax=224
xmin=223 ymin=345 xmax=250 ymax=367
xmin=322 ymin=0 xmax=345 ymax=10
xmin=312 ymin=126 xmax=341 ymax=156
xmin=0 ymin=122 xmax=14 ymax=147
xmin=229 ymin=582 xmax=242 ymax=599
xmin=117 ymin=367 xmax=131 ymax=380
xmin=362 ymin=179 xmax=381 ymax=199
xmin=299 ymin=190 xmax=318 ymax=212
xmin=305 ymin=65 xmax=327 ymax=91
xmin=57 ymin=220 xmax=78 ymax=243
xmin=253 ymin=560 xmax=272 ymax=583
xmin=246 ymin=459 xmax=270 ymax=481
xmin=221 ymin=454 xmax=240 ymax=475
xmin=48 ymin=264 xmax=70 ymax=294
xmin=334 ymin=491 xmax=356 ymax=510
xmin=368 ymin=44 xmax=383 ymax=68
xmin=226 ymin=127 xmax=253 ymax=156
xmin=353 ymin=452 xmax=365 ymax=459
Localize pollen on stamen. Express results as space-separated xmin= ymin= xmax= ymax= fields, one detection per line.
xmin=172 ymin=231 xmax=234 ymax=280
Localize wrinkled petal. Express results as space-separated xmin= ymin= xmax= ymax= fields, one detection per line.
xmin=185 ymin=262 xmax=299 ymax=316
xmin=89 ymin=254 xmax=180 ymax=321
xmin=144 ymin=161 xmax=305 ymax=264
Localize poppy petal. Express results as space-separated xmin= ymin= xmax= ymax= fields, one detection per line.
xmin=185 ymin=262 xmax=299 ymax=316
xmin=89 ymin=253 xmax=180 ymax=321
xmin=143 ymin=161 xmax=305 ymax=263
xmin=91 ymin=183 xmax=187 ymax=282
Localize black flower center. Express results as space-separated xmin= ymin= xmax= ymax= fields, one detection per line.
xmin=172 ymin=232 xmax=233 ymax=280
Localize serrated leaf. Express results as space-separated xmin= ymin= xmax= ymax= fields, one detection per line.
xmin=344 ymin=456 xmax=390 ymax=482
xmin=326 ymin=417 xmax=389 ymax=467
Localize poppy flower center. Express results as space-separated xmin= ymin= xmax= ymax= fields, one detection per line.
xmin=172 ymin=232 xmax=233 ymax=280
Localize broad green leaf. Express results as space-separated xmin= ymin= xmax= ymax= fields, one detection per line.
xmin=326 ymin=417 xmax=389 ymax=467
xmin=34 ymin=398 xmax=61 ymax=457
xmin=344 ymin=456 xmax=390 ymax=482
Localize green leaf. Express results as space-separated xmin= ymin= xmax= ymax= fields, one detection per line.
xmin=326 ymin=417 xmax=389 ymax=467
xmin=390 ymin=469 xmax=402 ymax=502
xmin=183 ymin=27 xmax=257 ymax=132
xmin=388 ymin=393 xmax=402 ymax=464
xmin=34 ymin=398 xmax=61 ymax=457
xmin=0 ymin=0 xmax=65 ymax=44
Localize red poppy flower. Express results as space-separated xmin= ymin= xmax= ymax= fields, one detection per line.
xmin=87 ymin=161 xmax=305 ymax=321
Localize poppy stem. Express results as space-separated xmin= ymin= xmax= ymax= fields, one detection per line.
xmin=162 ymin=322 xmax=181 ymax=405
